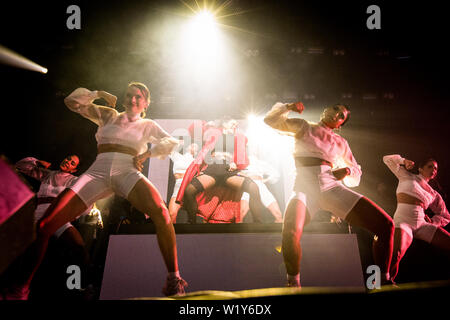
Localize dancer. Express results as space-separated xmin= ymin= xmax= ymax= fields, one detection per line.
xmin=5 ymin=155 xmax=92 ymax=298
xmin=264 ymin=102 xmax=395 ymax=287
xmin=5 ymin=82 xmax=186 ymax=299
xmin=168 ymin=143 xmax=199 ymax=223
xmin=384 ymin=155 xmax=450 ymax=282
xmin=177 ymin=118 xmax=265 ymax=223
xmin=239 ymin=155 xmax=283 ymax=223
xmin=15 ymin=155 xmax=89 ymax=239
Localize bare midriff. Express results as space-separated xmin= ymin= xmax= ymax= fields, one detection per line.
xmin=397 ymin=192 xmax=425 ymax=209
xmin=97 ymin=144 xmax=138 ymax=156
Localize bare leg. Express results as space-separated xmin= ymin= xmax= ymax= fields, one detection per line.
xmin=389 ymin=228 xmax=413 ymax=282
xmin=168 ymin=197 xmax=181 ymax=223
xmin=127 ymin=178 xmax=178 ymax=272
xmin=239 ymin=199 xmax=250 ymax=222
xmin=267 ymin=202 xmax=283 ymax=223
xmin=282 ymin=198 xmax=310 ymax=284
xmin=20 ymin=189 xmax=88 ymax=288
xmin=345 ymin=197 xmax=395 ymax=280
xmin=430 ymin=227 xmax=450 ymax=251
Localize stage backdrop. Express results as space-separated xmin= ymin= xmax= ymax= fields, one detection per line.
xmin=148 ymin=119 xmax=296 ymax=210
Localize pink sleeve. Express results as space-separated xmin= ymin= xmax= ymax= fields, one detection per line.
xmin=429 ymin=192 xmax=450 ymax=227
xmin=383 ymin=154 xmax=411 ymax=180
xmin=15 ymin=157 xmax=50 ymax=181
xmin=341 ymin=140 xmax=362 ymax=187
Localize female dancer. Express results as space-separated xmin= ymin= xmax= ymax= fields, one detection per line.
xmin=264 ymin=102 xmax=395 ymax=287
xmin=384 ymin=155 xmax=450 ymax=282
xmin=7 ymin=82 xmax=186 ymax=299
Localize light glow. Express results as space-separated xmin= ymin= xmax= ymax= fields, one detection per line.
xmin=0 ymin=45 xmax=48 ymax=74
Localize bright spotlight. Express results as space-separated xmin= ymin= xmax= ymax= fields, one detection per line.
xmin=177 ymin=9 xmax=226 ymax=82
xmin=186 ymin=10 xmax=219 ymax=52
xmin=193 ymin=10 xmax=215 ymax=28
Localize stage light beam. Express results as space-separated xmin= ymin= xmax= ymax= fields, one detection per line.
xmin=0 ymin=45 xmax=48 ymax=74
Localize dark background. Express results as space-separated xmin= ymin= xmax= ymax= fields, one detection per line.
xmin=1 ymin=0 xmax=449 ymax=208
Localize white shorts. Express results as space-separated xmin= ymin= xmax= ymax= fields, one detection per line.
xmin=393 ymin=203 xmax=438 ymax=243
xmin=71 ymin=153 xmax=145 ymax=207
xmin=290 ymin=165 xmax=363 ymax=220
xmin=241 ymin=180 xmax=276 ymax=207
xmin=35 ymin=203 xmax=72 ymax=239
xmin=170 ymin=178 xmax=183 ymax=199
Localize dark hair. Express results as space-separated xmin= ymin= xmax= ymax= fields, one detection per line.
xmin=68 ymin=154 xmax=81 ymax=170
xmin=418 ymin=157 xmax=437 ymax=169
xmin=417 ymin=158 xmax=444 ymax=198
xmin=408 ymin=157 xmax=438 ymax=179
xmin=321 ymin=103 xmax=351 ymax=127
xmin=335 ymin=103 xmax=351 ymax=126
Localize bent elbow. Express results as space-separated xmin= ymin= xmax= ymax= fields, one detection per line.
xmin=382 ymin=155 xmax=392 ymax=165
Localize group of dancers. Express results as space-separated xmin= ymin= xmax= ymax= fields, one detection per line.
xmin=2 ymin=81 xmax=450 ymax=300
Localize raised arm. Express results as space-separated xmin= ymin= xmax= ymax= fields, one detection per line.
xmin=15 ymin=157 xmax=51 ymax=181
xmin=64 ymin=88 xmax=118 ymax=126
xmin=263 ymin=102 xmax=307 ymax=134
xmin=383 ymin=154 xmax=413 ymax=179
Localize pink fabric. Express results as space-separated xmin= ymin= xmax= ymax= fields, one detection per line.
xmin=0 ymin=159 xmax=34 ymax=225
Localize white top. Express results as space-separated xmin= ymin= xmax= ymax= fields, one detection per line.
xmin=16 ymin=157 xmax=78 ymax=198
xmin=64 ymin=88 xmax=178 ymax=157
xmin=264 ymin=103 xmax=362 ymax=187
xmin=169 ymin=151 xmax=194 ymax=175
xmin=383 ymin=154 xmax=450 ymax=227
